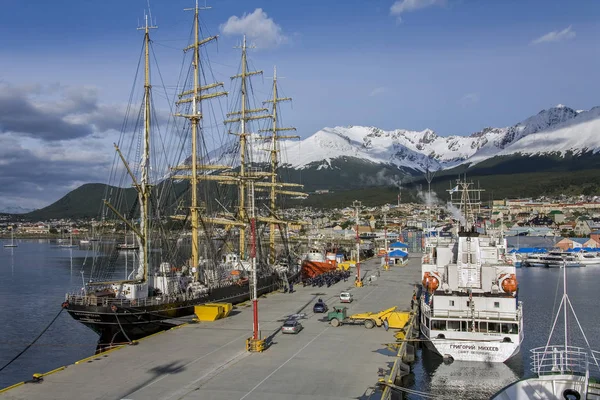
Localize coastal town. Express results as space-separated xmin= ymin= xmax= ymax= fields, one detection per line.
xmin=3 ymin=194 xmax=600 ymax=251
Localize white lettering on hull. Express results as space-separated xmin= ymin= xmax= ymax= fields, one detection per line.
xmin=431 ymin=341 xmax=520 ymax=363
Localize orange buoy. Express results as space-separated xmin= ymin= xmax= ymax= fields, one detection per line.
xmin=500 ymin=273 xmax=518 ymax=294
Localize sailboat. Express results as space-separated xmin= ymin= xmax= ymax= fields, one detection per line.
xmin=116 ymin=223 xmax=138 ymax=251
xmin=59 ymin=231 xmax=77 ymax=248
xmin=63 ymin=4 xmax=296 ymax=348
xmin=3 ymin=230 xmax=17 ymax=248
xmin=491 ymin=261 xmax=600 ymax=399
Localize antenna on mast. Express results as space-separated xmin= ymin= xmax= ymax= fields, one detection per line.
xmin=146 ymin=0 xmax=153 ymax=27
xmin=424 ymin=165 xmax=437 ymax=231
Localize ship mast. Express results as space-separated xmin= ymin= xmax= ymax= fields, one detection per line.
xmin=91 ymin=12 xmax=157 ymax=287
xmin=137 ymin=13 xmax=156 ymax=282
xmin=224 ymin=36 xmax=271 ymax=259
xmin=448 ymin=175 xmax=483 ymax=232
xmin=172 ymin=1 xmax=227 ymax=282
xmin=260 ymin=66 xmax=303 ymax=263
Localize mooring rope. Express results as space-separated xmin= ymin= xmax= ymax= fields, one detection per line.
xmin=0 ymin=306 xmax=66 ymax=373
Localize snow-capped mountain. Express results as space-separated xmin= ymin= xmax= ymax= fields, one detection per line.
xmin=468 ymin=106 xmax=600 ymax=164
xmin=207 ymin=104 xmax=599 ymax=179
xmin=272 ymin=104 xmax=595 ymax=171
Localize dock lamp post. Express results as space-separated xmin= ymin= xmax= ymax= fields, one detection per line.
xmin=246 ymin=182 xmax=266 ymax=352
xmin=382 ymin=205 xmax=389 ymax=270
xmin=353 ymin=200 xmax=363 ymax=287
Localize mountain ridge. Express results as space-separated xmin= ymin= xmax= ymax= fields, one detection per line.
xmin=15 ymin=104 xmax=600 ymax=217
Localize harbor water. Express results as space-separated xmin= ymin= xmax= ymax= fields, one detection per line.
xmin=1 ymin=240 xmax=600 ymax=399
xmin=1 ymin=240 xmax=102 ymax=389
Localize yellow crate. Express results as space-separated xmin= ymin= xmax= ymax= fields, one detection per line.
xmin=194 ymin=305 xmax=223 ymax=321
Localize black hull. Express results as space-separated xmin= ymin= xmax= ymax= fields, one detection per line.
xmin=66 ymin=275 xmax=283 ymax=352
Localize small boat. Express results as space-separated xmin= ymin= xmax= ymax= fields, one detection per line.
xmin=58 ymin=233 xmax=77 ymax=248
xmin=542 ymin=251 xmax=581 ymax=268
xmin=571 ymin=248 xmax=600 ymax=266
xmin=3 ymin=230 xmax=18 ymax=248
xmin=522 ymin=253 xmax=547 ymax=267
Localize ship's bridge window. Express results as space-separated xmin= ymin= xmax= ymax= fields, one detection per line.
xmin=431 ymin=320 xmax=446 ymax=331
xmin=494 ymin=301 xmax=500 ymax=308
xmin=502 ymin=323 xmax=519 ymax=334
xmin=447 ymin=320 xmax=460 ymax=331
xmin=449 ymin=300 xmax=455 ymax=307
xmin=488 ymin=322 xmax=500 ymax=333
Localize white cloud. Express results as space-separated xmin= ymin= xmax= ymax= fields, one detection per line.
xmin=369 ymin=87 xmax=388 ymax=97
xmin=220 ymin=8 xmax=287 ymax=48
xmin=460 ymin=93 xmax=480 ymax=107
xmin=531 ymin=26 xmax=576 ymax=45
xmin=390 ymin=0 xmax=445 ymax=21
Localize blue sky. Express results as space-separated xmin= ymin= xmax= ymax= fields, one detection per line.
xmin=1 ymin=0 xmax=600 ymax=210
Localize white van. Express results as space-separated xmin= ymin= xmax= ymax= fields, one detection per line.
xmin=339 ymin=292 xmax=353 ymax=303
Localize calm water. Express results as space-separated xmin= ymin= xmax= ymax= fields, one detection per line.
xmin=0 ymin=240 xmax=99 ymax=388
xmin=1 ymin=241 xmax=599 ymax=398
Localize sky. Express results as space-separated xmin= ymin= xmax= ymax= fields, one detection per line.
xmin=1 ymin=0 xmax=600 ymax=211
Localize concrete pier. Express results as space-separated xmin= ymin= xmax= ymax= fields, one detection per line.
xmin=1 ymin=257 xmax=421 ymax=400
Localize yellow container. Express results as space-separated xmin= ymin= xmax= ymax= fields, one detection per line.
xmin=194 ymin=303 xmax=233 ymax=321
xmin=194 ymin=304 xmax=223 ymax=321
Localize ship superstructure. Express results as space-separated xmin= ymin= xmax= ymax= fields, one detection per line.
xmin=420 ymin=178 xmax=523 ymax=362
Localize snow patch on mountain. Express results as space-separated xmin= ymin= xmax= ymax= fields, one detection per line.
xmin=483 ymin=106 xmax=600 ymax=160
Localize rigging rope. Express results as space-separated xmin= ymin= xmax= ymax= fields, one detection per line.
xmin=0 ymin=307 xmax=66 ymax=373
xmin=112 ymin=308 xmax=133 ymax=344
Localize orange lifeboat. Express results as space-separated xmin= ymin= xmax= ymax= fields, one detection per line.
xmin=422 ymin=272 xmax=439 ymax=292
xmin=500 ymin=273 xmax=518 ymax=294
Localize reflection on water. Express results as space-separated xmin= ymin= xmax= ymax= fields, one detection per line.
xmin=401 ymin=345 xmax=522 ymax=399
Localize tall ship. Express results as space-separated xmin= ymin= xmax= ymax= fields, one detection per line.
xmin=63 ymin=4 xmax=304 ymax=348
xmin=420 ymin=178 xmax=523 ymax=362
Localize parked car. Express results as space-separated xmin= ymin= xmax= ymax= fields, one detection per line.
xmin=340 ymin=291 xmax=353 ymax=303
xmin=313 ymin=299 xmax=328 ymax=313
xmin=281 ymin=319 xmax=303 ymax=334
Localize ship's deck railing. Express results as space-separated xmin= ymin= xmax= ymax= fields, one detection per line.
xmin=65 ymin=279 xmax=282 ymax=309
xmin=65 ymin=293 xmax=199 ymax=308
xmin=531 ymin=346 xmax=600 ymax=378
xmin=422 ymin=301 xmax=521 ymax=321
